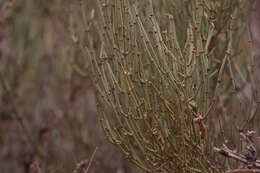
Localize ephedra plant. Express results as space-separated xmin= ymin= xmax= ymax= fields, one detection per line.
xmin=82 ymin=0 xmax=251 ymax=172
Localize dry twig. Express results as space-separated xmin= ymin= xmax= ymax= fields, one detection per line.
xmin=214 ymin=131 xmax=260 ymax=169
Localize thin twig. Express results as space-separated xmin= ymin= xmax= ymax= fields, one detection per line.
xmin=84 ymin=147 xmax=98 ymax=173
xmin=214 ymin=131 xmax=260 ymax=169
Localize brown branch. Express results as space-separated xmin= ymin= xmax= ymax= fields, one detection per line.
xmin=226 ymin=169 xmax=260 ymax=173
xmin=214 ymin=131 xmax=260 ymax=169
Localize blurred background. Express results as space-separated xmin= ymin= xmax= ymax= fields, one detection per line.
xmin=0 ymin=0 xmax=138 ymax=172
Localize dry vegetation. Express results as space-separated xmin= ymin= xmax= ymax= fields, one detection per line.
xmin=0 ymin=0 xmax=259 ymax=173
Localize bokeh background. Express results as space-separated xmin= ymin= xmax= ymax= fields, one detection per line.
xmin=0 ymin=0 xmax=137 ymax=172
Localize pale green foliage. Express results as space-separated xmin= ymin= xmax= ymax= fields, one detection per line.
xmin=86 ymin=0 xmax=251 ymax=172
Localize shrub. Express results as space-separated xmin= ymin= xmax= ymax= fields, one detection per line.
xmin=85 ymin=0 xmax=251 ymax=172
